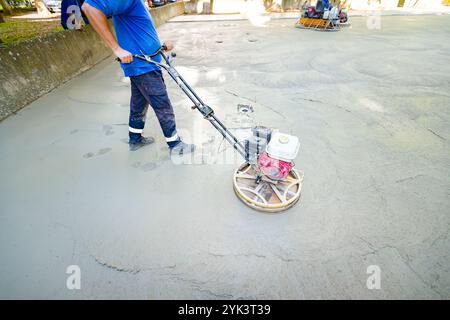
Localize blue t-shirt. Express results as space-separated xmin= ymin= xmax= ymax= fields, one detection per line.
xmin=85 ymin=0 xmax=161 ymax=77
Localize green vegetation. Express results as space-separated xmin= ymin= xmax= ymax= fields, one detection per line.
xmin=1 ymin=5 xmax=36 ymax=11
xmin=0 ymin=15 xmax=63 ymax=45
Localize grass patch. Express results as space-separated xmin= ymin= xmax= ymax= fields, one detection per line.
xmin=0 ymin=10 xmax=63 ymax=46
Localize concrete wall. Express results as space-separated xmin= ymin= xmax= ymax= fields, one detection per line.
xmin=282 ymin=0 xmax=302 ymax=10
xmin=184 ymin=0 xmax=213 ymax=14
xmin=0 ymin=1 xmax=185 ymax=121
xmin=184 ymin=0 xmax=199 ymax=14
xmin=150 ymin=1 xmax=186 ymax=27
xmin=0 ymin=27 xmax=111 ymax=121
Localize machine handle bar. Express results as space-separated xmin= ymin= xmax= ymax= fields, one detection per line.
xmin=115 ymin=44 xmax=169 ymax=63
xmin=114 ymin=46 xmax=248 ymax=160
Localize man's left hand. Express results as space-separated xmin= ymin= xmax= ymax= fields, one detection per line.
xmin=163 ymin=41 xmax=174 ymax=51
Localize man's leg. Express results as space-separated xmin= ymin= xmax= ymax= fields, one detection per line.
xmin=147 ymin=93 xmax=180 ymax=148
xmin=135 ymin=70 xmax=194 ymax=153
xmin=128 ymin=76 xmax=155 ymax=149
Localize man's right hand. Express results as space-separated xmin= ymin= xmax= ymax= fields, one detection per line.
xmin=114 ymin=47 xmax=133 ymax=64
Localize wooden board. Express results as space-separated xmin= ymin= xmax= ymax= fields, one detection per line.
xmin=296 ymin=17 xmax=339 ymax=30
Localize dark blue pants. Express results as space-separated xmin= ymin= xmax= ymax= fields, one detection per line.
xmin=129 ymin=70 xmax=180 ymax=148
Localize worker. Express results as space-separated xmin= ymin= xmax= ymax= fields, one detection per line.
xmin=81 ymin=0 xmax=195 ymax=154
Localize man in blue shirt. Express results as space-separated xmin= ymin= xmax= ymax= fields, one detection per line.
xmin=82 ymin=0 xmax=194 ymax=154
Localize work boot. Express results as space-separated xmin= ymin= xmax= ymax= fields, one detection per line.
xmin=129 ymin=136 xmax=155 ymax=151
xmin=170 ymin=141 xmax=196 ymax=156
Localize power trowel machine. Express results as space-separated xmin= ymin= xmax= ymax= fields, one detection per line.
xmin=123 ymin=46 xmax=304 ymax=213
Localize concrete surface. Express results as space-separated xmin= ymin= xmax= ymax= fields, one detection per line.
xmin=0 ymin=15 xmax=449 ymax=299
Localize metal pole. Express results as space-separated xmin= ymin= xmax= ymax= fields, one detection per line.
xmin=133 ymin=51 xmax=249 ymax=161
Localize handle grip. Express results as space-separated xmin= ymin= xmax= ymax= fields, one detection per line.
xmin=114 ymin=45 xmax=174 ymax=63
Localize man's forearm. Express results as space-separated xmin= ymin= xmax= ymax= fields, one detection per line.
xmin=81 ymin=3 xmax=132 ymax=63
xmin=81 ymin=3 xmax=118 ymax=50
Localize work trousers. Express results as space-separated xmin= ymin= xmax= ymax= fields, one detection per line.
xmin=129 ymin=70 xmax=180 ymax=148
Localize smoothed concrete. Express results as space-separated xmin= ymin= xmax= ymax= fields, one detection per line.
xmin=0 ymin=15 xmax=449 ymax=299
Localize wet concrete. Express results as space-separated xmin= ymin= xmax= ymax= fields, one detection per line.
xmin=0 ymin=16 xmax=449 ymax=299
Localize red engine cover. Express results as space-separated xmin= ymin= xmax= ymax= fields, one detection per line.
xmin=257 ymin=152 xmax=293 ymax=181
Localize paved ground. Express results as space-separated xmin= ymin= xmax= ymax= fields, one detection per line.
xmin=1 ymin=15 xmax=449 ymax=299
